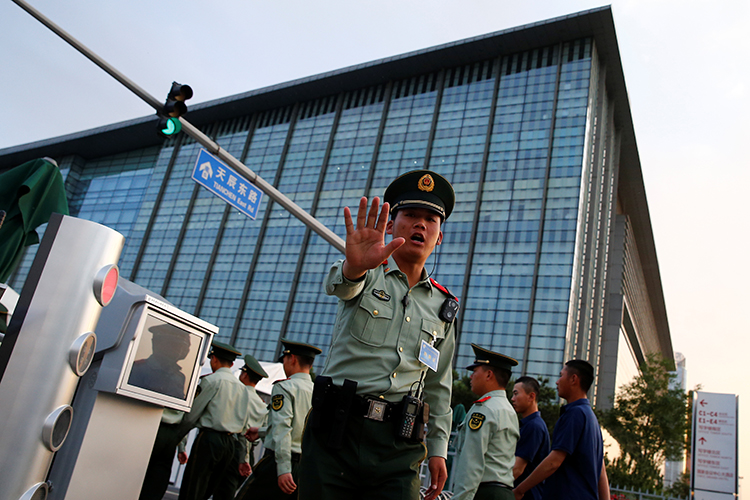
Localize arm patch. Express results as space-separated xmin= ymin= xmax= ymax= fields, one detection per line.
xmin=468 ymin=412 xmax=485 ymax=431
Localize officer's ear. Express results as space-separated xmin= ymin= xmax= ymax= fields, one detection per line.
xmin=436 ymin=231 xmax=443 ymax=245
xmin=386 ymin=219 xmax=394 ymax=235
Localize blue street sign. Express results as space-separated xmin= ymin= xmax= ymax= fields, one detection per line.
xmin=192 ymin=149 xmax=263 ymax=220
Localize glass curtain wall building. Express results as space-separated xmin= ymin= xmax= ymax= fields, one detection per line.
xmin=0 ymin=7 xmax=672 ymax=406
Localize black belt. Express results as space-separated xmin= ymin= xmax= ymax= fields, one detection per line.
xmin=480 ymin=481 xmax=512 ymax=489
xmin=353 ymin=394 xmax=403 ymax=422
xmin=200 ymin=427 xmax=233 ymax=436
xmin=263 ymin=448 xmax=301 ymax=463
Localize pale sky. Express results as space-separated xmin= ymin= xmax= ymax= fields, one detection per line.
xmin=2 ymin=0 xmax=748 ymax=494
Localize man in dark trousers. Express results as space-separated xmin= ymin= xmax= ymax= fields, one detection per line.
xmin=512 ymin=360 xmax=610 ymax=500
xmin=137 ymin=407 xmax=188 ymax=500
xmin=236 ymin=339 xmax=319 ymax=500
xmin=211 ymin=354 xmax=269 ymax=500
xmin=178 ymin=341 xmax=253 ymax=500
xmin=298 ymin=170 xmax=458 ymax=500
xmin=510 ymin=376 xmax=550 ymax=500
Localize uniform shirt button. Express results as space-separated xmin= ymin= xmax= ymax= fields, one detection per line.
xmin=392 ymin=373 xmax=397 ymax=378
xmin=373 ymin=310 xmax=378 ymax=316
xmin=399 ymin=347 xmax=403 ymax=352
xmin=406 ymin=316 xmax=411 ymax=322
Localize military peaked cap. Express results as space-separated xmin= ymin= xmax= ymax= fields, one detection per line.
xmin=209 ymin=341 xmax=242 ymax=362
xmin=149 ymin=323 xmax=191 ymax=346
xmin=241 ymin=354 xmax=269 ymax=378
xmin=278 ymin=338 xmax=322 ymax=362
xmin=384 ymin=170 xmax=455 ymax=220
xmin=465 ymin=343 xmax=518 ymax=372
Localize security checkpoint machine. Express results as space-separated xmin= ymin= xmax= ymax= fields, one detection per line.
xmin=0 ymin=214 xmax=216 ymax=500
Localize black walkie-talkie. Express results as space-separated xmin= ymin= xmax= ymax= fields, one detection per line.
xmin=397 ymin=394 xmax=421 ymax=439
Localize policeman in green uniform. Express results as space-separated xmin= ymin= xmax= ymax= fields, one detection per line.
xmin=211 ymin=354 xmax=269 ymax=500
xmin=452 ymin=344 xmax=520 ymax=500
xmin=177 ymin=342 xmax=253 ymax=500
xmin=235 ymin=339 xmax=320 ymax=500
xmin=298 ymin=170 xmax=458 ymax=500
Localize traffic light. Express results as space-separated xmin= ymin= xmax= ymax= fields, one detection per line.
xmin=157 ymin=81 xmax=193 ymax=137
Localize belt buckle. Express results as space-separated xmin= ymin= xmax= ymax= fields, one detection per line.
xmin=365 ymin=399 xmax=387 ymax=421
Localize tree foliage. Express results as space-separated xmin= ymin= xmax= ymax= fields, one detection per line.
xmin=534 ymin=377 xmax=560 ymax=436
xmin=665 ymin=471 xmax=691 ymax=499
xmin=451 ymin=370 xmax=476 ymax=411
xmin=598 ymin=354 xmax=689 ymax=491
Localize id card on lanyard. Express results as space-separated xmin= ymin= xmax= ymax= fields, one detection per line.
xmin=419 ymin=340 xmax=440 ymax=372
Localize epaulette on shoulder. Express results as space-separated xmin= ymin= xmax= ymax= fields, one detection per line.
xmin=430 ymin=277 xmax=457 ymax=301
xmin=474 ymin=395 xmax=491 ymax=404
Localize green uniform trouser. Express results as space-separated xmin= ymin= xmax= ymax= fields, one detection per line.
xmin=210 ymin=436 xmax=246 ymax=500
xmin=473 ymin=483 xmax=514 ymax=500
xmin=234 ymin=450 xmax=301 ymax=500
xmin=178 ymin=429 xmax=235 ymax=500
xmin=138 ymin=423 xmax=183 ymax=500
xmin=298 ymin=413 xmax=425 ymax=500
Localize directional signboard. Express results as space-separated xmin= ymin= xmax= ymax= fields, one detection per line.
xmin=192 ymin=149 xmax=263 ymax=219
xmin=691 ymin=391 xmax=738 ymax=500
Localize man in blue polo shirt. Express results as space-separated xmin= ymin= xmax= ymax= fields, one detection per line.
xmin=511 ymin=376 xmax=550 ymax=500
xmin=512 ymin=360 xmax=610 ymax=500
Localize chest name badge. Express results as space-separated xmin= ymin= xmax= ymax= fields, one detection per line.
xmin=419 ymin=340 xmax=440 ymax=372
xmin=372 ymin=289 xmax=391 ymax=301
xmin=271 ymin=394 xmax=284 ymax=411
xmin=469 ymin=413 xmax=485 ymax=431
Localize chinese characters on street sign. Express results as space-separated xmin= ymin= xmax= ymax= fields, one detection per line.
xmin=191 ymin=149 xmax=263 ymax=219
xmin=691 ymin=391 xmax=738 ymax=500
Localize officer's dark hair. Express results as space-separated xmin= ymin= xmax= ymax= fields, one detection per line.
xmin=244 ymin=371 xmax=263 ymax=385
xmin=515 ymin=376 xmax=541 ymax=399
xmin=295 ymin=354 xmax=315 ymax=369
xmin=212 ymin=354 xmax=235 ymax=366
xmin=486 ymin=366 xmax=511 ymax=388
xmin=565 ymin=359 xmax=595 ymax=392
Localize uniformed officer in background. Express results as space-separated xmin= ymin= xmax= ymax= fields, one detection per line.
xmin=211 ymin=354 xmax=269 ymax=500
xmin=452 ymin=344 xmax=520 ymax=500
xmin=178 ymin=341 xmax=252 ymax=500
xmin=298 ymin=170 xmax=459 ymax=500
xmin=235 ymin=339 xmax=319 ymax=500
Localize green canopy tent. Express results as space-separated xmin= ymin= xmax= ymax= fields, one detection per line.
xmin=0 ymin=158 xmax=69 ymax=286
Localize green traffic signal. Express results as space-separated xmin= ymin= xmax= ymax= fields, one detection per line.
xmin=159 ymin=117 xmax=182 ymax=136
xmin=157 ymin=81 xmax=192 ymax=137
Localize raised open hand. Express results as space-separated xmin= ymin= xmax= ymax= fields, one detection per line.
xmin=342 ymin=197 xmax=405 ymax=280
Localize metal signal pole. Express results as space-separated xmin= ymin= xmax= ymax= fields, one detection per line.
xmin=11 ymin=0 xmax=346 ymax=254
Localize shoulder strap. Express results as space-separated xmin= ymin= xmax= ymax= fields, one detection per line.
xmin=430 ymin=277 xmax=458 ymax=302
